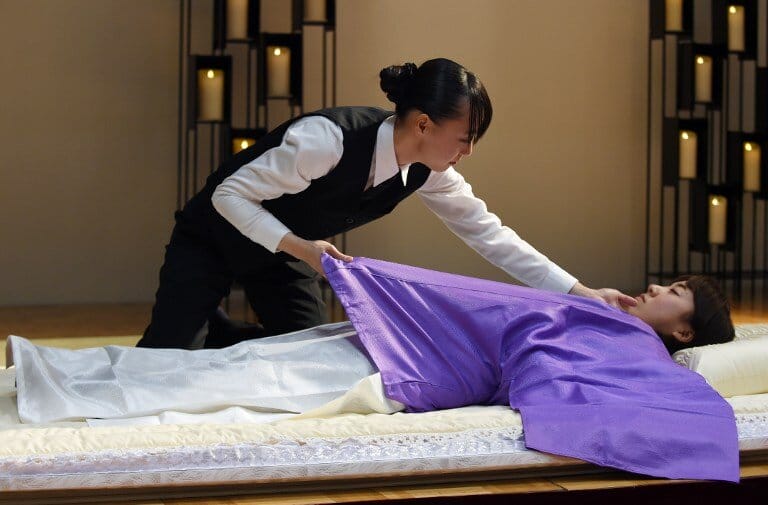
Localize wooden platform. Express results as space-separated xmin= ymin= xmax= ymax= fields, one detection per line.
xmin=0 ymin=302 xmax=766 ymax=503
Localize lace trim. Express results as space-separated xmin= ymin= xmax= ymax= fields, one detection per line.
xmin=1 ymin=416 xmax=766 ymax=490
xmin=736 ymin=412 xmax=768 ymax=439
xmin=4 ymin=414 xmax=768 ymax=478
xmin=0 ymin=426 xmax=525 ymax=477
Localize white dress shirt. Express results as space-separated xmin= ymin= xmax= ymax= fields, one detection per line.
xmin=212 ymin=115 xmax=577 ymax=292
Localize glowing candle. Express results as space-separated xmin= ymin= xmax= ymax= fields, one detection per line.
xmin=695 ymin=55 xmax=712 ymax=103
xmin=197 ymin=69 xmax=224 ymax=121
xmin=666 ymin=0 xmax=683 ymax=32
xmin=304 ymin=0 xmax=326 ymax=22
xmin=679 ymin=130 xmax=697 ymax=178
xmin=708 ymin=196 xmax=728 ymax=245
xmin=728 ymin=5 xmax=745 ymax=52
xmin=226 ymin=0 xmax=248 ymax=39
xmin=232 ymin=137 xmax=256 ymax=154
xmin=744 ymin=142 xmax=761 ymax=192
xmin=267 ymin=46 xmax=291 ymax=97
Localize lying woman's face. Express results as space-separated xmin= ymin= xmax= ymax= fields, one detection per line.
xmin=625 ymin=281 xmax=695 ymax=339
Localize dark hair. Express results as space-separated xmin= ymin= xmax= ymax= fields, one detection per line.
xmin=379 ymin=58 xmax=492 ymax=142
xmin=670 ymin=275 xmax=735 ymax=353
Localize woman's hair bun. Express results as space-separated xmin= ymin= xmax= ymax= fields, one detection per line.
xmin=379 ymin=62 xmax=418 ymax=106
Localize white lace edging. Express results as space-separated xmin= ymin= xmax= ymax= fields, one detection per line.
xmin=2 ymin=414 xmax=767 ymax=491
xmin=0 ymin=426 xmax=525 ymax=480
xmin=736 ymin=412 xmax=768 ymax=440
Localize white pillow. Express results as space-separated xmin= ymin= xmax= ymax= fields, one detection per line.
xmin=673 ymin=334 xmax=768 ymax=397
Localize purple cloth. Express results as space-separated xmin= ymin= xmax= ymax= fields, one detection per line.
xmin=322 ymin=255 xmax=739 ymax=482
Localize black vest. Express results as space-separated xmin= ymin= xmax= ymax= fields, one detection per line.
xmin=180 ymin=106 xmax=431 ymax=272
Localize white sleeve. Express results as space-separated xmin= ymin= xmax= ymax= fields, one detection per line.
xmin=211 ymin=116 xmax=344 ymax=253
xmin=416 ymin=168 xmax=578 ymax=293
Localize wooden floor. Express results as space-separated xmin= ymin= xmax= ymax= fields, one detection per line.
xmin=0 ymin=302 xmax=766 ymax=504
xmin=0 ymin=303 xmax=153 ymax=339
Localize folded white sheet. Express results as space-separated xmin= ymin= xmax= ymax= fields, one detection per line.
xmin=11 ymin=322 xmax=403 ymax=425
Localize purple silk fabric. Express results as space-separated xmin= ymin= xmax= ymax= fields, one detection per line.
xmin=322 ymin=255 xmax=739 ymax=482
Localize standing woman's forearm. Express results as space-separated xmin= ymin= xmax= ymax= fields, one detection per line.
xmin=212 ymin=117 xmax=344 ymax=253
xmin=417 ymin=169 xmax=577 ymax=293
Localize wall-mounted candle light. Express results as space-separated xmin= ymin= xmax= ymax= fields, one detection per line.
xmin=666 ymin=0 xmax=684 ymax=32
xmin=304 ymin=0 xmax=326 ymax=22
xmin=259 ymin=33 xmax=302 ymax=106
xmin=233 ymin=137 xmax=256 ymax=154
xmin=197 ymin=69 xmax=225 ymax=121
xmin=744 ymin=142 xmax=761 ymax=192
xmin=679 ymin=130 xmax=697 ymax=178
xmin=727 ymin=5 xmax=745 ymax=52
xmin=226 ymin=0 xmax=248 ymax=40
xmin=708 ymin=196 xmax=728 ymax=244
xmin=695 ymin=55 xmax=712 ymax=103
xmin=189 ymin=56 xmax=231 ymax=127
xmin=267 ymin=46 xmax=291 ymax=97
xmin=214 ymin=0 xmax=260 ymax=49
xmin=223 ymin=127 xmax=266 ymax=160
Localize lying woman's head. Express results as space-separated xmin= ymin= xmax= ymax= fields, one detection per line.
xmin=625 ymin=275 xmax=735 ymax=354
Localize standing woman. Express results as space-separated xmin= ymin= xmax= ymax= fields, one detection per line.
xmin=139 ymin=57 xmax=634 ymax=349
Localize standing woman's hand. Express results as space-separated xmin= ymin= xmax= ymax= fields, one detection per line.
xmin=593 ymin=288 xmax=638 ymax=309
xmin=277 ymin=233 xmax=353 ymax=276
xmin=569 ymin=282 xmax=637 ymax=309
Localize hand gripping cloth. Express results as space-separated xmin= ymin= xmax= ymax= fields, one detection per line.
xmin=322 ymin=255 xmax=739 ymax=482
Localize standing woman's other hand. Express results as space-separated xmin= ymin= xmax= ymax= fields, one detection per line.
xmin=569 ymin=282 xmax=638 ymax=309
xmin=594 ymin=288 xmax=638 ymax=309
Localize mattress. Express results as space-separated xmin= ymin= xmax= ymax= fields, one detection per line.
xmin=2 ymin=326 xmax=768 ymax=492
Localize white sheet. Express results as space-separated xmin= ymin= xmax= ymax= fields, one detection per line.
xmin=10 ymin=322 xmax=404 ymax=425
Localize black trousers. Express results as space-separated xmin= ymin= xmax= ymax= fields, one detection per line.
xmin=137 ymin=224 xmax=326 ymax=349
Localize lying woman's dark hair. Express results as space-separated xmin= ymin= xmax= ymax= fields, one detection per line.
xmin=379 ymin=58 xmax=492 ymax=142
xmin=672 ymin=275 xmax=735 ymax=353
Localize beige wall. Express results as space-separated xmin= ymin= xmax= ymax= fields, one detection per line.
xmin=0 ymin=0 xmax=648 ymax=306
xmin=0 ymin=0 xmax=181 ymax=305
xmin=338 ymin=0 xmax=648 ymax=292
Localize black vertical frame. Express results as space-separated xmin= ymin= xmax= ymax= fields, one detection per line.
xmin=689 ymin=179 xmax=710 ymax=252
xmin=756 ymin=134 xmax=768 ymax=199
xmin=756 ymin=68 xmax=768 ymax=132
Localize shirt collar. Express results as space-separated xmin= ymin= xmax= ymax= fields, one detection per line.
xmin=374 ymin=115 xmax=410 ymax=187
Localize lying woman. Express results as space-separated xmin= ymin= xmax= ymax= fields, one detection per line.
xmin=8 ymin=255 xmax=737 ymax=481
